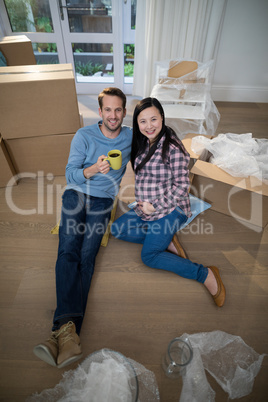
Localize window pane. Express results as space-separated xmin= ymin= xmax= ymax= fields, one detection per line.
xmin=4 ymin=0 xmax=53 ymax=33
xmin=131 ymin=0 xmax=137 ymax=30
xmin=124 ymin=44 xmax=134 ymax=83
xmin=67 ymin=0 xmax=112 ymax=33
xmin=73 ymin=43 xmax=114 ymax=84
xmin=32 ymin=42 xmax=59 ymax=64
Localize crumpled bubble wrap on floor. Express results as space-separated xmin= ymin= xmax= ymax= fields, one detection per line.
xmin=191 ymin=133 xmax=268 ymax=181
xmin=27 ymin=348 xmax=160 ymax=402
xmin=180 ymin=331 xmax=267 ymax=401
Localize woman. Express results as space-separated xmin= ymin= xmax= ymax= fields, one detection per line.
xmin=111 ymin=97 xmax=225 ymax=307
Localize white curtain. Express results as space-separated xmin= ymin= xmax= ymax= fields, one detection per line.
xmin=133 ymin=0 xmax=227 ymax=97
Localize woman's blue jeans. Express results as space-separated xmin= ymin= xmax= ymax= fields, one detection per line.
xmin=111 ymin=208 xmax=208 ymax=283
xmin=52 ymin=189 xmax=113 ymax=334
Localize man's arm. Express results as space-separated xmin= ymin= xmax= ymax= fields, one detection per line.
xmin=66 ymin=131 xmax=109 ymax=185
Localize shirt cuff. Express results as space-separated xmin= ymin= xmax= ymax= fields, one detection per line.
xmin=76 ymin=168 xmax=88 ymax=183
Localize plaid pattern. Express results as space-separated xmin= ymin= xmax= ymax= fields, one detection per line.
xmin=134 ymin=134 xmax=191 ymax=221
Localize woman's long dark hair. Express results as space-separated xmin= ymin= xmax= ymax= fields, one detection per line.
xmin=131 ymin=97 xmax=187 ymax=172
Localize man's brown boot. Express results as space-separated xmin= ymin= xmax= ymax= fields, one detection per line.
xmin=57 ymin=321 xmax=82 ymax=369
xmin=33 ymin=331 xmax=59 ymax=367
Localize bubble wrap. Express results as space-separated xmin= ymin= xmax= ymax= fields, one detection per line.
xmin=27 ymin=349 xmax=160 ymax=402
xmin=191 ymin=133 xmax=268 ymax=181
xmin=180 ymin=331 xmax=267 ymax=401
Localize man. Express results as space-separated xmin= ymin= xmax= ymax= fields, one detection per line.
xmin=33 ymin=88 xmax=132 ymax=368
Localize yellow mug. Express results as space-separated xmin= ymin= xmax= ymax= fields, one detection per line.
xmin=104 ymin=149 xmax=122 ymax=170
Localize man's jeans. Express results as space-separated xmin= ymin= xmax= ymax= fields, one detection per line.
xmin=53 ymin=189 xmax=113 ymax=334
xmin=111 ymin=208 xmax=208 ymax=283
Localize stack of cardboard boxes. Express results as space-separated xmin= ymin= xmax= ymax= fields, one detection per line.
xmin=0 ymin=63 xmax=82 ymax=187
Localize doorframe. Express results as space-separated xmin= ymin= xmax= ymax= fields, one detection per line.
xmin=59 ymin=0 xmax=125 ymax=94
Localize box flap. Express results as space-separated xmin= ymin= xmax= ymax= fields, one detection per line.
xmin=0 ymin=70 xmax=74 ymax=84
xmin=0 ymin=64 xmax=75 ymax=84
xmin=191 ymin=159 xmax=268 ymax=196
xmin=0 ymin=35 xmax=31 ymax=43
xmin=0 ymin=63 xmax=73 ymax=75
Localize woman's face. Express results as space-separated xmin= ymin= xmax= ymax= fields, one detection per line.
xmin=137 ymin=106 xmax=163 ymax=143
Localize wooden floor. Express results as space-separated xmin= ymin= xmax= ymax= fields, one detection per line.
xmin=0 ymin=102 xmax=267 ymax=401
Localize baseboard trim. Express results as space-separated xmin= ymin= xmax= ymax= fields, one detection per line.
xmin=211 ymin=85 xmax=268 ymax=103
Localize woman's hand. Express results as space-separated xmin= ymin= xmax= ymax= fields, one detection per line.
xmin=138 ymin=201 xmax=156 ymax=215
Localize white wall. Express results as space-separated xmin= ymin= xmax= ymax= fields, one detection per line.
xmin=212 ymin=0 xmax=268 ymax=102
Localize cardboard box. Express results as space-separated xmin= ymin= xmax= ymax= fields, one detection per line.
xmin=160 ymin=61 xmax=202 ymax=98
xmin=168 ymin=60 xmax=198 ymax=79
xmin=0 ymin=35 xmax=36 ymax=66
xmin=182 ymin=133 xmax=212 ymax=171
xmin=0 ymin=135 xmax=18 ymax=187
xmin=182 ymin=133 xmax=212 ymax=184
xmin=182 ymin=133 xmax=210 ymax=158
xmin=4 ymin=133 xmax=75 ymax=176
xmin=0 ymin=64 xmax=81 ymax=139
xmin=190 ymin=152 xmax=268 ymax=229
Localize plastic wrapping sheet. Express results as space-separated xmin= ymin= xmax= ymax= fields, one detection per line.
xmin=150 ymin=81 xmax=211 ymax=102
xmin=154 ymin=59 xmax=214 ymax=93
xmin=191 ymin=133 xmax=268 ymax=181
xmin=27 ymin=349 xmax=160 ymax=402
xmin=150 ymin=59 xmax=220 ymax=137
xmin=180 ymin=331 xmax=267 ymax=401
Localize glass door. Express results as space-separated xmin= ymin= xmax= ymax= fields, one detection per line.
xmin=60 ymin=0 xmax=120 ymax=94
xmin=0 ymin=0 xmax=67 ymax=67
xmin=0 ymin=0 xmax=136 ymax=94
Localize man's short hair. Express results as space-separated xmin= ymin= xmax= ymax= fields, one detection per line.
xmin=98 ymin=87 xmax=126 ymax=110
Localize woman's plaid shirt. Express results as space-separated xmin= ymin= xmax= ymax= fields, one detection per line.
xmin=134 ymin=134 xmax=191 ymax=221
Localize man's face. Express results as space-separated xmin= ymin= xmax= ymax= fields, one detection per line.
xmin=99 ymin=95 xmax=126 ymax=134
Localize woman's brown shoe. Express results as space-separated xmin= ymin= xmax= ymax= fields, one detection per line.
xmin=208 ymin=266 xmax=226 ymax=307
xmin=172 ymin=234 xmax=188 ymax=259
